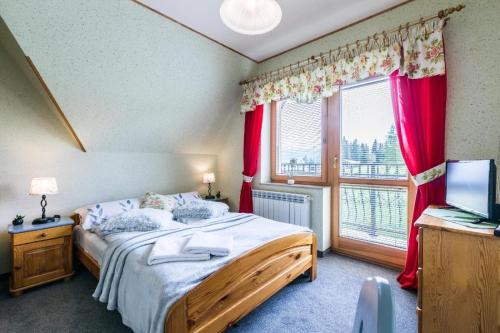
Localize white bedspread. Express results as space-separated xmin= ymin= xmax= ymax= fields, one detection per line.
xmin=92 ymin=213 xmax=311 ymax=333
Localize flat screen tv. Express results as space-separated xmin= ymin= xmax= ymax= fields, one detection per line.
xmin=445 ymin=159 xmax=497 ymax=219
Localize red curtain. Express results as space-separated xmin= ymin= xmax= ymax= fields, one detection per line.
xmin=239 ymin=104 xmax=264 ymax=213
xmin=389 ymin=71 xmax=447 ymax=289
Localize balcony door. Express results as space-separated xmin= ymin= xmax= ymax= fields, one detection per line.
xmin=329 ymin=77 xmax=413 ymax=268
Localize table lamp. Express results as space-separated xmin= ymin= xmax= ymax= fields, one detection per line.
xmin=203 ymin=173 xmax=215 ymax=199
xmin=29 ymin=177 xmax=58 ymax=224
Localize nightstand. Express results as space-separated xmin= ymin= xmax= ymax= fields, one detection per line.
xmin=9 ymin=217 xmax=74 ymax=296
xmin=204 ymin=197 xmax=229 ymax=205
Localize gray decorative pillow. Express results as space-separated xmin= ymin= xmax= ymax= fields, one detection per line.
xmin=93 ymin=211 xmax=161 ymax=237
xmin=173 ymin=201 xmax=229 ymax=223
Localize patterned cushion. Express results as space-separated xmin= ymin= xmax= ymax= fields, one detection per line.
xmin=141 ymin=191 xmax=202 ymax=211
xmin=75 ymin=198 xmax=140 ymax=230
xmin=140 ymin=192 xmax=178 ymax=211
xmin=93 ymin=209 xmax=162 ymax=237
xmin=173 ymin=201 xmax=229 ymax=222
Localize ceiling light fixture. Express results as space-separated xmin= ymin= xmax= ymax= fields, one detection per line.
xmin=220 ymin=0 xmax=282 ymax=35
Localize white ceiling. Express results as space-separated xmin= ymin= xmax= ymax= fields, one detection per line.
xmin=138 ymin=0 xmax=408 ymax=62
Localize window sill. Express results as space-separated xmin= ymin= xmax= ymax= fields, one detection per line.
xmin=258 ymin=182 xmax=331 ymax=190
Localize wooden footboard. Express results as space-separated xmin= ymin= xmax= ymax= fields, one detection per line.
xmin=71 ymin=215 xmax=317 ymax=333
xmin=165 ymin=232 xmax=317 ymax=333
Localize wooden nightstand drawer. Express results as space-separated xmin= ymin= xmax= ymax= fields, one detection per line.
xmin=12 ymin=225 xmax=72 ymax=246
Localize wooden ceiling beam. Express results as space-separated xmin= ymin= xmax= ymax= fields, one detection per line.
xmin=25 ymin=56 xmax=86 ymax=152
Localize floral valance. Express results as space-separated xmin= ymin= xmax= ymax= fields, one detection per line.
xmin=241 ymin=19 xmax=446 ymax=112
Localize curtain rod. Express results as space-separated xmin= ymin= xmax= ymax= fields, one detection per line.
xmin=239 ymin=4 xmax=465 ymax=86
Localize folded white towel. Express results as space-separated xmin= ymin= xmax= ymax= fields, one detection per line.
xmin=184 ymin=231 xmax=234 ymax=256
xmin=147 ymin=236 xmax=210 ymax=265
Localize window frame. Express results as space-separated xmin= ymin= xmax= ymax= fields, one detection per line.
xmin=270 ymin=99 xmax=328 ymax=185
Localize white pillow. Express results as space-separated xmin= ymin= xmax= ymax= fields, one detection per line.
xmin=171 ymin=191 xmax=202 ymax=206
xmin=75 ymin=198 xmax=141 ymax=230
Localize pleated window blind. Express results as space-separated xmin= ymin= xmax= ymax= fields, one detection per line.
xmin=276 ymin=99 xmax=323 ymax=177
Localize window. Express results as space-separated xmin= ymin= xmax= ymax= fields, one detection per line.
xmin=271 ymin=98 xmax=327 ymax=183
xmin=267 ymin=76 xmax=412 ymax=267
xmin=337 ymin=77 xmax=410 ymax=251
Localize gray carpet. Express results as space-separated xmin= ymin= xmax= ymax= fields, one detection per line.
xmin=0 ymin=253 xmax=416 ymax=333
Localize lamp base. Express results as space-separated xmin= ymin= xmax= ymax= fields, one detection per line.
xmin=205 ymin=195 xmax=216 ymax=200
xmin=32 ymin=217 xmax=55 ymax=225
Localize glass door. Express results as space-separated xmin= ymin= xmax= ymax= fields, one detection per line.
xmin=328 ymin=77 xmax=413 ymax=268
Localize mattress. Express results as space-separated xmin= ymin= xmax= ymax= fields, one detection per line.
xmin=73 ymin=225 xmax=107 ymax=265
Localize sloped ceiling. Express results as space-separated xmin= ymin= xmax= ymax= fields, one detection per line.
xmin=0 ymin=0 xmax=255 ymax=154
xmin=138 ymin=0 xmax=409 ymax=62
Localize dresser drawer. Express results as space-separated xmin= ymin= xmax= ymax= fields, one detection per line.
xmin=12 ymin=225 xmax=72 ymax=246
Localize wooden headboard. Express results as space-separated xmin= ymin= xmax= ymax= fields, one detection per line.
xmin=70 ymin=214 xmax=82 ymax=225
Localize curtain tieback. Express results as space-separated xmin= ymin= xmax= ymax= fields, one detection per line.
xmin=243 ymin=175 xmax=253 ymax=183
xmin=412 ymin=162 xmax=446 ymax=186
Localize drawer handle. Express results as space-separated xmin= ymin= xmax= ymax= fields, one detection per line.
xmin=39 ymin=233 xmax=48 ymax=238
xmin=14 ymin=266 xmax=22 ymax=270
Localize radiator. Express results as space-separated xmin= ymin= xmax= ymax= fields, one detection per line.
xmin=252 ymin=190 xmax=311 ymax=228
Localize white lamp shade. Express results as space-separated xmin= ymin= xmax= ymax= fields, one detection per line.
xmin=203 ymin=173 xmax=216 ymax=184
xmin=29 ymin=177 xmax=59 ymax=195
xmin=220 ymin=0 xmax=282 ymax=35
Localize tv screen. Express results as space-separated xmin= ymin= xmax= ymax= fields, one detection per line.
xmin=445 ymin=160 xmax=496 ymax=218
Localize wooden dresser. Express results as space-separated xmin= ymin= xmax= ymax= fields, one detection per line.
xmin=9 ymin=218 xmax=74 ymax=296
xmin=416 ymin=213 xmax=500 ymax=333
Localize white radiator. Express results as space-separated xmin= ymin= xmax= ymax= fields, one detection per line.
xmin=252 ymin=190 xmax=312 ymax=228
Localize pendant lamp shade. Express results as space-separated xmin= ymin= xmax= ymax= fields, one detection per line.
xmin=220 ymin=0 xmax=282 ymax=35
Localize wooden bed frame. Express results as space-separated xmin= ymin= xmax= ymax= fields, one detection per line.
xmin=71 ymin=214 xmax=317 ymax=333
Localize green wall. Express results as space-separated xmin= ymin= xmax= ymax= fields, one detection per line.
xmin=256 ymin=0 xmax=500 ymax=162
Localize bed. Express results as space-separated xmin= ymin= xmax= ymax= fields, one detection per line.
xmin=71 ymin=212 xmax=317 ymax=333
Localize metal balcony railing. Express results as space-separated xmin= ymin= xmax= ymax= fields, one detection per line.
xmin=280 ymin=161 xmax=407 ymax=179
xmin=340 ymin=161 xmax=407 ymax=179
xmin=280 ymin=161 xmax=408 ymax=249
xmin=280 ymin=162 xmax=322 ymax=175
xmin=340 ymin=184 xmax=408 ymax=249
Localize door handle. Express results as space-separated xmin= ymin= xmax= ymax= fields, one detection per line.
xmin=333 ymin=156 xmax=338 ymax=169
